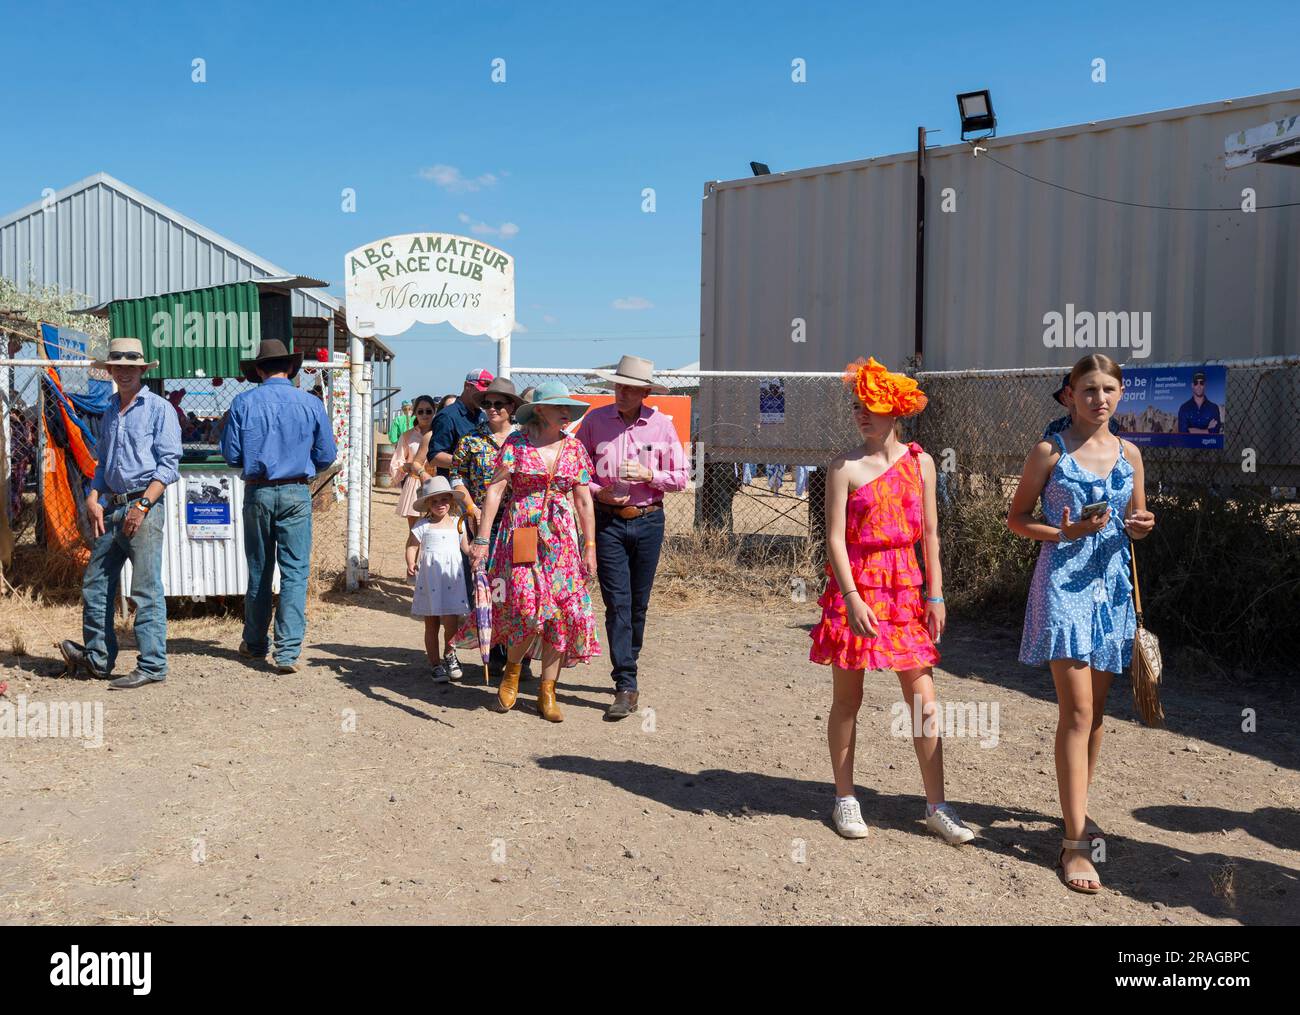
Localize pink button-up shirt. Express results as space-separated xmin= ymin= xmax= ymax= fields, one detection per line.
xmin=574 ymin=403 xmax=689 ymax=507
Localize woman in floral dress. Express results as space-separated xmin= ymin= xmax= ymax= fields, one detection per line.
xmin=470 ymin=382 xmax=600 ymax=722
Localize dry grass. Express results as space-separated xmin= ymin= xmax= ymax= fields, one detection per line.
xmin=654 ymin=527 xmax=821 ymax=609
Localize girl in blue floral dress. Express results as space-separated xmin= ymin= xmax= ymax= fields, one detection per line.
xmin=1008 ymin=354 xmax=1156 ymax=895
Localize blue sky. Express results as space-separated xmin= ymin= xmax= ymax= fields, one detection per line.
xmin=2 ymin=0 xmax=1298 ymax=402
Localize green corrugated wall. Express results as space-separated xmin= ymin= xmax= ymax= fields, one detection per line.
xmin=108 ymin=282 xmax=264 ymax=379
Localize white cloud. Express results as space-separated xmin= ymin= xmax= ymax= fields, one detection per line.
xmin=612 ymin=296 xmax=654 ymax=311
xmin=542 ymin=314 xmax=558 ymax=324
xmin=512 ymin=321 xmax=529 ymax=333
xmin=418 ymin=164 xmax=498 ymax=193
xmin=459 ymin=214 xmax=519 ymax=239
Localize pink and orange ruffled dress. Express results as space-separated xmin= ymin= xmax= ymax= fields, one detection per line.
xmin=809 ymin=442 xmax=939 ymax=673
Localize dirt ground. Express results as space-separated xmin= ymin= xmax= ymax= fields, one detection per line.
xmin=0 ymin=487 xmax=1296 ymax=925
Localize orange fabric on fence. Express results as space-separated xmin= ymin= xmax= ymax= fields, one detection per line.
xmin=40 ymin=419 xmax=91 ymax=566
xmin=45 ymin=366 xmax=97 ymax=479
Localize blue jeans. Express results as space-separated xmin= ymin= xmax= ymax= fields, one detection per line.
xmin=242 ymin=484 xmax=312 ymax=666
xmin=82 ymin=500 xmax=168 ymax=678
xmin=594 ymin=509 xmax=664 ymax=692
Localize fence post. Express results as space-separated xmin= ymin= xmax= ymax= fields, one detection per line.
xmin=360 ymin=362 xmax=372 ymax=582
xmin=346 ymin=337 xmax=364 ymax=592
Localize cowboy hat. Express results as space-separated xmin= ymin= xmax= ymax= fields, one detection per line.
xmin=479 ymin=376 xmax=524 ymax=409
xmin=93 ymin=337 xmax=159 ymax=371
xmin=239 ymin=338 xmax=304 ymax=383
xmin=593 ymin=354 xmax=669 ymax=395
xmin=513 ymin=380 xmax=591 ymax=427
xmin=413 ymin=475 xmax=455 ymax=512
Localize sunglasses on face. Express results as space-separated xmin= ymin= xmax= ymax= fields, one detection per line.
xmin=415 ymin=408 xmax=434 ymax=415
xmin=109 ymin=352 xmax=145 ymax=362
xmin=483 ymin=399 xmax=511 ymax=409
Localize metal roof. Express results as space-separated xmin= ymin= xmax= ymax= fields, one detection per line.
xmin=0 ymin=172 xmax=393 ymax=360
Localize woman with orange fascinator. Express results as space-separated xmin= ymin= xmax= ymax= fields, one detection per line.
xmin=809 ymin=357 xmax=975 ymax=846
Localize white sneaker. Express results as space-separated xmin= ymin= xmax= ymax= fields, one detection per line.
xmin=430 ymin=662 xmax=450 ymax=684
xmin=443 ymin=650 xmax=462 ymax=681
xmin=832 ymin=797 xmax=870 ymax=839
xmin=926 ymin=804 xmax=975 ymax=845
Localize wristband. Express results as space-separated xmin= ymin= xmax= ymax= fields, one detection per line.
xmin=926 ymin=596 xmax=944 ymax=603
xmin=472 ymin=536 xmax=490 ymax=546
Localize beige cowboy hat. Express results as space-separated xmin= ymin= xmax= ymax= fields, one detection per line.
xmin=413 ymin=475 xmax=455 ymax=512
xmin=93 ymin=337 xmax=159 ymax=371
xmin=593 ymin=354 xmax=669 ymax=395
xmin=479 ymin=375 xmax=524 ymax=409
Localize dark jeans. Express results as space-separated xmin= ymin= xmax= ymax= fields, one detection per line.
xmin=594 ymin=509 xmax=664 ymax=692
xmin=242 ymin=483 xmax=312 ymax=666
xmin=82 ymin=499 xmax=168 ymax=678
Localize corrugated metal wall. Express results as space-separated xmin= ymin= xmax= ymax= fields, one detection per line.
xmin=108 ymin=281 xmax=264 ymax=379
xmin=702 ymin=89 xmax=1300 ymax=372
xmin=0 ymin=175 xmax=338 ymax=322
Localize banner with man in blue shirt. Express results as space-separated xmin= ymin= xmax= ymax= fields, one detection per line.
xmin=222 ymin=339 xmax=338 ymax=672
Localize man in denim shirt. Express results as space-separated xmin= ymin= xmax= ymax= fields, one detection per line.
xmin=61 ymin=338 xmax=182 ymax=690
xmin=222 ymin=339 xmax=338 ymax=672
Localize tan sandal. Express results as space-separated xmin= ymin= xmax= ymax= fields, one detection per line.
xmin=1057 ymin=837 xmax=1102 ymax=895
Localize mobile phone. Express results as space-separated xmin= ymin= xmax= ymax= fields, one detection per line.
xmin=1080 ymin=501 xmax=1108 ymax=519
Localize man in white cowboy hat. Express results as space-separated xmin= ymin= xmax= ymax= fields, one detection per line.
xmin=221 ymin=338 xmax=337 ymax=673
xmin=60 ymin=337 xmax=182 ymax=690
xmin=575 ymin=355 xmax=689 ymax=720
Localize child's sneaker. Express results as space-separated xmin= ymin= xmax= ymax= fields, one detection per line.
xmin=443 ymin=649 xmax=462 ymax=681
xmin=925 ymin=803 xmax=975 ymax=845
xmin=430 ymin=662 xmax=450 ymax=684
xmin=832 ymin=797 xmax=870 ymax=839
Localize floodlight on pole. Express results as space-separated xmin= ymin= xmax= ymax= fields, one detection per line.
xmin=956 ymin=90 xmax=996 ymax=141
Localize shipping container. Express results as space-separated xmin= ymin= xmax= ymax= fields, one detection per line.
xmin=700 ymin=88 xmax=1300 ymax=373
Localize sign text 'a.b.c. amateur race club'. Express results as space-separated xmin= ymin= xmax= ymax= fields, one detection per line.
xmin=345 ymin=233 xmax=515 ymax=341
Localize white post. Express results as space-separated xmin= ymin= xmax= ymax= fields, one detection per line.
xmin=360 ymin=362 xmax=373 ymax=582
xmin=497 ymin=331 xmax=511 ymax=380
xmin=345 ymin=334 xmax=364 ymax=592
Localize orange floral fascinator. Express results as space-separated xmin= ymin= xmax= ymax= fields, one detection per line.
xmin=843 ymin=357 xmax=928 ymax=417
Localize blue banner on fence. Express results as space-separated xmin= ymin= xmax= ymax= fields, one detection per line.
xmin=1114 ymin=364 xmax=1226 ymax=449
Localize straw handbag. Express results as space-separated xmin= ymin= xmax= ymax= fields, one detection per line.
xmin=1128 ymin=539 xmax=1164 ymax=727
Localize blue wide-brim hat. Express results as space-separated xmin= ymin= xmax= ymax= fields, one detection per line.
xmin=514 ymin=380 xmax=590 ymax=426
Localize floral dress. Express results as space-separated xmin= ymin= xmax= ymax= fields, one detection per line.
xmin=1019 ymin=432 xmax=1135 ymax=673
xmin=451 ymin=422 xmax=515 ymax=509
xmin=809 ymin=442 xmax=939 ymax=672
xmin=488 ymin=432 xmax=600 ymax=667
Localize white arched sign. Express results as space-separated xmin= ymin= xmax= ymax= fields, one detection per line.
xmin=344 ymin=233 xmax=515 ymax=341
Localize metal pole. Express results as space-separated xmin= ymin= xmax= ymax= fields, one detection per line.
xmin=914 ymin=125 xmax=927 ymax=368
xmin=360 ymin=362 xmax=372 ymax=583
xmin=497 ymin=331 xmax=511 ymax=380
xmin=346 ymin=334 xmax=364 ymax=592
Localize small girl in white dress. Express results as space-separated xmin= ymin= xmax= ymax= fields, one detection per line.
xmin=405 ymin=476 xmax=471 ymax=682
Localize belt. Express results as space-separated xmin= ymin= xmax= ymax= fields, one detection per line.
xmin=108 ymin=489 xmax=149 ymax=507
xmin=597 ymin=501 xmax=663 ymax=520
xmin=245 ymin=476 xmax=309 ymax=487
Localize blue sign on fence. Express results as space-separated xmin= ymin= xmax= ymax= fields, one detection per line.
xmin=1114 ymin=365 xmax=1226 ymax=449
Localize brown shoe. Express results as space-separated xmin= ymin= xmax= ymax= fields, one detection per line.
xmin=605 ymin=690 xmax=639 ymax=721
xmin=497 ymin=661 xmax=522 ymax=712
xmin=537 ymin=679 xmax=564 ymax=723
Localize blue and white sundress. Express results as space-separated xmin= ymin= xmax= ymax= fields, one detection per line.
xmin=1019 ymin=432 xmax=1136 ymax=673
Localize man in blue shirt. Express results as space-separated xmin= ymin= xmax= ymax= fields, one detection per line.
xmin=1177 ymin=371 xmax=1222 ymax=435
xmin=61 ymin=338 xmax=182 ymax=690
xmin=422 ymin=369 xmax=492 ymax=477
xmin=222 ymin=339 xmax=338 ymax=673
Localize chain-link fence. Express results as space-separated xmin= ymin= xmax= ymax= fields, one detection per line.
xmin=515 ymin=358 xmax=1300 ymax=537
xmin=0 ymin=346 xmax=368 ymax=596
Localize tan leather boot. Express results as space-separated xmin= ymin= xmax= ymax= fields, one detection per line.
xmin=537 ymin=680 xmax=564 ymax=723
xmin=497 ymin=661 xmax=522 ymax=712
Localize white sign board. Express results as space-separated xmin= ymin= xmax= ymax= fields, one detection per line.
xmin=345 ymin=233 xmax=515 ymax=340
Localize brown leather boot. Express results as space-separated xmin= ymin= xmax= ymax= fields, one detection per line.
xmin=537 ymin=679 xmax=564 ymax=723
xmin=497 ymin=661 xmax=522 ymax=712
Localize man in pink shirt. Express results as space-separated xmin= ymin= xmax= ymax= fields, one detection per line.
xmin=575 ymin=355 xmax=689 ymax=720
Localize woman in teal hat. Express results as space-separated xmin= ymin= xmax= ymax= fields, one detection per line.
xmin=471 ymin=382 xmax=601 ymax=722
